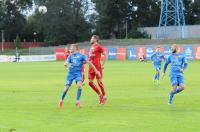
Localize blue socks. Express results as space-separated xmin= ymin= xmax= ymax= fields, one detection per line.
xmin=76 ymin=88 xmax=82 ymax=102
xmin=154 ymin=74 xmax=157 ymax=80
xmin=61 ymin=91 xmax=67 ymax=101
xmin=157 ymin=73 xmax=160 ymax=80
xmin=154 ymin=73 xmax=160 ymax=80
xmin=169 ymin=91 xmax=175 ymax=104
xmin=60 ymin=87 xmax=82 ymax=102
xmin=168 ymin=87 xmax=184 ymax=104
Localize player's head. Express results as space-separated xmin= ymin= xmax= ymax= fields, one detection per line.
xmin=171 ymin=44 xmax=178 ymax=54
xmin=155 ymin=46 xmax=161 ymax=53
xmin=70 ymin=44 xmax=79 ymax=53
xmin=90 ymin=35 xmax=99 ymax=45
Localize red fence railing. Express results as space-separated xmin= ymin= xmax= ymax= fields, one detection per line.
xmin=0 ymin=42 xmax=45 ymax=49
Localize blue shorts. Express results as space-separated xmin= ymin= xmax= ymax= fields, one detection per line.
xmin=66 ymin=72 xmax=82 ymax=86
xmin=170 ymin=75 xmax=185 ymax=86
xmin=154 ymin=64 xmax=161 ymax=71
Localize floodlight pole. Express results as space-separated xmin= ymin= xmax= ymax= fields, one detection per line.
xmin=125 ymin=20 xmax=128 ymax=39
xmin=156 ymin=0 xmax=186 ymax=39
xmin=1 ymin=30 xmax=5 ymax=52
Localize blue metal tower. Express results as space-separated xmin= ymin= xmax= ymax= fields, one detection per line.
xmin=156 ymin=0 xmax=186 ymax=39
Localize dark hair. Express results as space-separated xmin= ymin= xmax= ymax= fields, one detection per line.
xmin=92 ymin=35 xmax=99 ymax=41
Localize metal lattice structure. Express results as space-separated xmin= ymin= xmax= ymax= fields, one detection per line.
xmin=156 ymin=0 xmax=186 ymax=39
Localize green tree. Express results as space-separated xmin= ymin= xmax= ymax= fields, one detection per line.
xmin=184 ymin=0 xmax=200 ymax=25
xmin=23 ymin=13 xmax=45 ymax=42
xmin=92 ymin=0 xmax=159 ymax=39
xmin=92 ymin=0 xmax=131 ymax=38
xmin=30 ymin=0 xmax=91 ymax=45
xmin=0 ymin=0 xmax=32 ymax=42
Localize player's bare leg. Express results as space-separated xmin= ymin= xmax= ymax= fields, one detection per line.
xmin=157 ymin=70 xmax=160 ymax=80
xmin=154 ymin=70 xmax=160 ymax=84
xmin=175 ymin=84 xmax=185 ymax=94
xmin=59 ymin=85 xmax=70 ymax=108
xmin=156 ymin=70 xmax=161 ymax=86
xmin=76 ymin=81 xmax=83 ymax=108
xmin=97 ymin=79 xmax=107 ymax=105
xmin=178 ymin=84 xmax=185 ymax=91
xmin=82 ymin=72 xmax=85 ymax=86
xmin=88 ymin=79 xmax=102 ymax=104
xmin=168 ymin=84 xmax=185 ymax=105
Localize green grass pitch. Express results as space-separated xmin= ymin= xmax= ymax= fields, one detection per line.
xmin=0 ymin=61 xmax=199 ymax=132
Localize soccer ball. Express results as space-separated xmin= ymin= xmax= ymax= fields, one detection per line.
xmin=38 ymin=6 xmax=47 ymax=14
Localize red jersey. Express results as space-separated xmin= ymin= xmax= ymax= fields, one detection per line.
xmin=89 ymin=43 xmax=104 ymax=73
xmin=64 ymin=49 xmax=70 ymax=60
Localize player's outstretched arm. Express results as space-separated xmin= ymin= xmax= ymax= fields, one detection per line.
xmin=150 ymin=54 xmax=155 ymax=64
xmin=183 ymin=63 xmax=188 ymax=70
xmin=162 ymin=55 xmax=165 ymax=62
xmin=162 ymin=62 xmax=169 ymax=79
xmin=86 ymin=61 xmax=101 ymax=77
xmin=64 ymin=55 xmax=72 ymax=69
xmin=150 ymin=54 xmax=154 ymax=61
xmin=101 ymin=52 xmax=107 ymax=69
xmin=180 ymin=56 xmax=188 ymax=73
xmin=180 ymin=62 xmax=188 ymax=73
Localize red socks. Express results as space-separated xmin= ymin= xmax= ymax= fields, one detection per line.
xmin=98 ymin=81 xmax=106 ymax=96
xmin=89 ymin=82 xmax=100 ymax=95
xmin=89 ymin=81 xmax=106 ymax=96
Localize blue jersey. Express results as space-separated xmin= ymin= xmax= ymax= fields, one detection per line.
xmin=151 ymin=52 xmax=164 ymax=65
xmin=67 ymin=53 xmax=87 ymax=73
xmin=164 ymin=53 xmax=187 ymax=76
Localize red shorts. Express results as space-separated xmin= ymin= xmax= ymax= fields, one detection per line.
xmin=88 ymin=69 xmax=103 ymax=80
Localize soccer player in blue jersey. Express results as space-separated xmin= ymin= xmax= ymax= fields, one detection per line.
xmin=163 ymin=44 xmax=188 ymax=105
xmin=151 ymin=46 xmax=164 ymax=83
xmin=59 ymin=44 xmax=100 ymax=108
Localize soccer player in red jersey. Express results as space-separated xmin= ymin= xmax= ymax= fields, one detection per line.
xmin=88 ymin=35 xmax=107 ymax=105
xmin=64 ymin=47 xmax=70 ymax=60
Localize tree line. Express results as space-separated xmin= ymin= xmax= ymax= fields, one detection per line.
xmin=0 ymin=0 xmax=200 ymax=45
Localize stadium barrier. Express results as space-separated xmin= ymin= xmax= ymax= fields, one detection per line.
xmin=108 ymin=48 xmax=117 ymax=60
xmin=1 ymin=45 xmax=198 ymax=62
xmin=127 ymin=48 xmax=136 ymax=60
xmin=0 ymin=55 xmax=15 ymax=62
xmin=55 ymin=45 xmax=200 ymax=61
xmin=19 ymin=55 xmax=56 ymax=62
xmin=54 ymin=48 xmax=65 ymax=60
xmin=117 ymin=48 xmax=126 ymax=60
xmin=194 ymin=46 xmax=200 ymax=60
xmin=0 ymin=55 xmax=56 ymax=62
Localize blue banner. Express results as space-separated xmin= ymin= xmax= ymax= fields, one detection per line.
xmin=127 ymin=48 xmax=136 ymax=60
xmin=108 ymin=48 xmax=117 ymax=60
xmin=146 ymin=47 xmax=154 ymax=60
xmin=184 ymin=46 xmax=194 ymax=60
xmin=164 ymin=46 xmax=172 ymax=59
